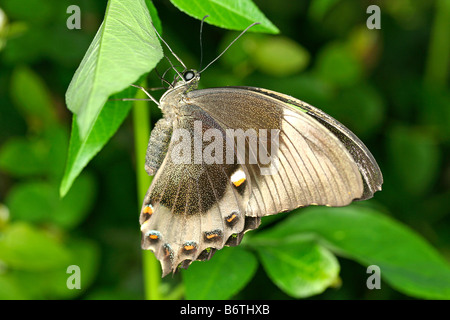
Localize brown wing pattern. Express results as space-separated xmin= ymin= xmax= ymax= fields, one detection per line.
xmin=187 ymin=87 xmax=375 ymax=218
xmin=140 ymin=108 xmax=253 ymax=276
xmin=140 ymin=86 xmax=382 ymax=276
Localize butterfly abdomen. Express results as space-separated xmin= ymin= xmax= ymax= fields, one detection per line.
xmin=145 ymin=118 xmax=173 ymax=175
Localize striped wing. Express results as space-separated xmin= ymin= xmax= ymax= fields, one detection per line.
xmin=187 ymin=86 xmax=382 ymax=217
xmin=140 ymin=86 xmax=383 ymax=276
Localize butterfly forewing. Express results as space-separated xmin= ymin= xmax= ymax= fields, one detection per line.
xmin=237 ymin=87 xmax=383 ymax=199
xmin=187 ymin=87 xmax=368 ymax=215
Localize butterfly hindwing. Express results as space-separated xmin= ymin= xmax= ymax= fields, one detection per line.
xmin=140 ymin=106 xmax=252 ymax=276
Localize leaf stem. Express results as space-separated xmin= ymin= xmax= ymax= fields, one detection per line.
xmin=164 ymin=284 xmax=185 ymax=300
xmin=132 ymin=80 xmax=161 ymax=300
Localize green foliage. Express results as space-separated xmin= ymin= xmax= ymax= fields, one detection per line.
xmin=255 ymin=241 xmax=340 ymax=298
xmin=0 ymin=222 xmax=71 ymax=270
xmin=253 ymin=206 xmax=450 ymax=299
xmin=11 ymin=66 xmax=57 ymax=126
xmin=60 ymin=0 xmax=164 ymax=196
xmin=0 ymin=0 xmax=449 ymax=301
xmin=7 ymin=175 xmax=95 ymax=228
xmin=181 ymin=205 xmax=450 ymax=300
xmin=0 ymin=64 xmax=98 ymax=299
xmin=170 ymin=0 xmax=279 ymax=34
xmin=387 ymin=126 xmax=440 ymax=195
xmin=219 ymin=33 xmax=310 ymax=77
xmin=60 ymin=89 xmax=135 ymax=197
xmin=182 ymin=247 xmax=258 ymax=299
xmin=65 ymin=0 xmax=163 ymax=138
xmin=315 ymin=42 xmax=363 ymax=87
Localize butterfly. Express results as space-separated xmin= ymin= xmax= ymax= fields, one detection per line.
xmin=137 ymin=22 xmax=383 ymax=277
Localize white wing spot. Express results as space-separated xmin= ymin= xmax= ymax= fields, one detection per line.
xmin=231 ymin=169 xmax=246 ymax=187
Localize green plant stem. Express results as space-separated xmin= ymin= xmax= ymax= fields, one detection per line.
xmin=164 ymin=284 xmax=185 ymax=300
xmin=132 ymin=80 xmax=161 ymax=300
xmin=425 ymin=0 xmax=450 ymax=86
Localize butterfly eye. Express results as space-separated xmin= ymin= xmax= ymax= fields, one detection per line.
xmin=183 ymin=70 xmax=195 ymax=81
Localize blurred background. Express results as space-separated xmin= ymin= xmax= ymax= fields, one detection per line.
xmin=0 ymin=0 xmax=449 ymax=299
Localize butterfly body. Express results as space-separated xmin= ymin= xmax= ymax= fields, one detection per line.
xmin=140 ymin=69 xmax=382 ymax=276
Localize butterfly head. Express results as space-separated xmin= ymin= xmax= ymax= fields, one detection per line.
xmin=159 ymin=69 xmax=201 ymax=114
xmin=173 ymin=69 xmax=200 ymax=91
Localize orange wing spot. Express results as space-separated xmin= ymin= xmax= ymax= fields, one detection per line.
xmin=184 ymin=245 xmax=195 ymax=251
xmin=232 ymin=178 xmax=246 ymax=187
xmin=227 ymin=214 xmax=237 ymax=223
xmin=149 ymin=234 xmax=158 ymax=240
xmin=206 ymin=233 xmax=218 ymax=239
xmin=143 ymin=205 xmax=153 ymax=215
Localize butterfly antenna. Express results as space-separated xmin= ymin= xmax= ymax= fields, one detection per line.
xmin=154 ymin=66 xmax=172 ymax=89
xmin=199 ymin=22 xmax=260 ymax=74
xmin=199 ymin=15 xmax=210 ymax=70
xmin=151 ymin=22 xmax=187 ymax=76
xmin=161 ymin=65 xmax=174 ymax=82
xmin=163 ymin=52 xmax=185 ymax=81
xmin=130 ymin=84 xmax=160 ymax=106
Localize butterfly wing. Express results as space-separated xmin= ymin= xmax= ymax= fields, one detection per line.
xmin=140 ymin=105 xmax=255 ymax=276
xmin=141 ymin=86 xmax=383 ymax=275
xmin=185 ymin=86 xmax=382 ymax=217
xmin=240 ymin=87 xmax=383 ymax=201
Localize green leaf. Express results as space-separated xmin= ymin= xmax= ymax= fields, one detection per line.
xmin=182 ymin=247 xmax=258 ymax=299
xmin=65 ymin=0 xmax=163 ymax=139
xmin=0 ymin=125 xmax=69 ymax=179
xmin=252 ymin=36 xmax=309 ymax=76
xmin=315 ymin=42 xmax=363 ymax=87
xmin=0 ymin=274 xmax=30 ymax=300
xmin=255 ymin=241 xmax=340 ymax=298
xmin=46 ymin=238 xmax=100 ymax=298
xmin=10 ymin=65 xmax=56 ymax=127
xmin=231 ymin=34 xmax=309 ymax=77
xmin=0 ymin=137 xmax=49 ymax=177
xmin=264 ymin=205 xmax=450 ymax=299
xmin=0 ymin=238 xmax=99 ymax=299
xmin=60 ymin=88 xmax=134 ymax=197
xmin=170 ymin=0 xmax=279 ymax=34
xmin=0 ymin=222 xmax=71 ymax=271
xmin=145 ymin=0 xmax=163 ymax=34
xmin=7 ymin=173 xmax=95 ymax=229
